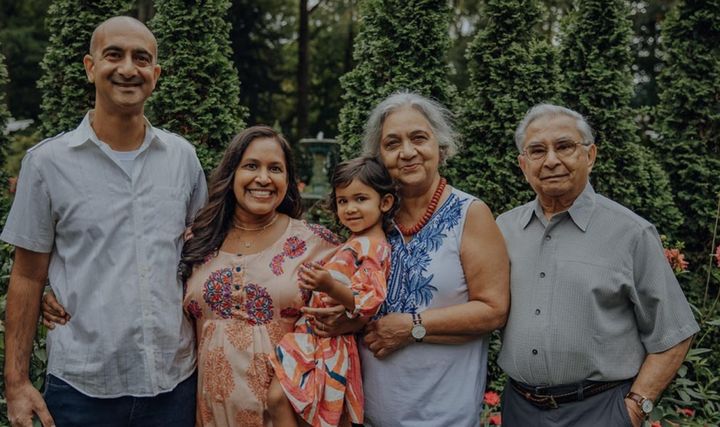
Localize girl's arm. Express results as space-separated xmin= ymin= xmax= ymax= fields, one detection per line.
xmin=299 ymin=263 xmax=356 ymax=312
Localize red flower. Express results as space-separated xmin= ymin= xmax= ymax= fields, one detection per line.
xmin=484 ymin=391 xmax=501 ymax=407
xmin=715 ymin=245 xmax=720 ymax=268
xmin=488 ymin=414 xmax=502 ymax=425
xmin=650 ymin=422 xmax=661 ymax=427
xmin=664 ymin=248 xmax=689 ymax=272
xmin=678 ymin=407 xmax=695 ymax=417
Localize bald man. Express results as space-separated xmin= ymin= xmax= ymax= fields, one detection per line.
xmin=2 ymin=17 xmax=207 ymax=426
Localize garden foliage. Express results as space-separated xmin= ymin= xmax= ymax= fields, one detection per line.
xmin=653 ymin=0 xmax=720 ymax=254
xmin=447 ymin=0 xmax=558 ymax=214
xmin=0 ymin=48 xmax=10 ymax=166
xmin=558 ymin=0 xmax=682 ymax=237
xmin=148 ymin=0 xmax=246 ymax=172
xmin=337 ymin=0 xmax=455 ymax=159
xmin=37 ymin=0 xmax=133 ymax=138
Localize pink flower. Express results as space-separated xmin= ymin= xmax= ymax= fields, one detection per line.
xmin=715 ymin=245 xmax=720 ymax=268
xmin=488 ymin=414 xmax=502 ymax=425
xmin=651 ymin=422 xmax=661 ymax=427
xmin=664 ymin=248 xmax=689 ymax=272
xmin=484 ymin=391 xmax=501 ymax=407
xmin=678 ymin=407 xmax=695 ymax=417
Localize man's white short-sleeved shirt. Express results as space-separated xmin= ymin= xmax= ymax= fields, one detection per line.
xmin=1 ymin=112 xmax=208 ymax=397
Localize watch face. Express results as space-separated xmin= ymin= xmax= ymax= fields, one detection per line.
xmin=411 ymin=324 xmax=426 ymax=339
xmin=641 ymin=399 xmax=653 ymax=414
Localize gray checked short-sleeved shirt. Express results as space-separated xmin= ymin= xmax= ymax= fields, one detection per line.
xmin=496 ymin=183 xmax=698 ymax=386
xmin=1 ymin=112 xmax=208 ymax=397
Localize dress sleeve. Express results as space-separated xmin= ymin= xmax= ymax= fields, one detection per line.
xmin=342 ymin=237 xmax=390 ymax=318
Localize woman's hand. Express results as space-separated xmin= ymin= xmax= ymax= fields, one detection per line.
xmin=41 ymin=290 xmax=70 ymax=329
xmin=363 ymin=313 xmax=413 ymax=359
xmin=302 ymin=297 xmax=365 ymax=338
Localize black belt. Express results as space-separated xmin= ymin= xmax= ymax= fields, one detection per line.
xmin=510 ymin=378 xmax=631 ymax=410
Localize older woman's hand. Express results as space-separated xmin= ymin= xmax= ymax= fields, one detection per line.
xmin=363 ymin=313 xmax=414 ymax=359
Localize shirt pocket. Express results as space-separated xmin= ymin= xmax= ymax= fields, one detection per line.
xmin=146 ymin=185 xmax=188 ymax=238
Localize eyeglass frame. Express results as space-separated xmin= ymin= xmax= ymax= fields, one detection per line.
xmin=521 ymin=140 xmax=593 ymax=161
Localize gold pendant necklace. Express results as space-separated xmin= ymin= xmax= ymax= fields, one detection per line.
xmin=233 ymin=213 xmax=279 ymax=249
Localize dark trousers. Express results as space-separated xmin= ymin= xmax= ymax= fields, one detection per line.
xmin=44 ymin=371 xmax=197 ymax=427
xmin=501 ymin=379 xmax=633 ymax=427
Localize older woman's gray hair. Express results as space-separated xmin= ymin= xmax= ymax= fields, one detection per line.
xmin=362 ymin=91 xmax=458 ymax=164
xmin=514 ymin=104 xmax=595 ymax=152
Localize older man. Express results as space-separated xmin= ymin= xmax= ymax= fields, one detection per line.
xmin=2 ymin=17 xmax=207 ymax=426
xmin=496 ymin=104 xmax=698 ymax=427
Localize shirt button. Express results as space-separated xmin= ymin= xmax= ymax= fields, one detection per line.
xmin=545 ymin=235 xmax=551 ymax=241
xmin=234 ymin=305 xmax=241 ymax=310
xmin=235 ymin=266 xmax=242 ymax=272
xmin=532 ymin=349 xmax=538 ymax=355
xmin=234 ymin=285 xmax=241 ymax=290
xmin=539 ymin=272 xmax=546 ymax=278
xmin=535 ymin=309 xmax=541 ymax=315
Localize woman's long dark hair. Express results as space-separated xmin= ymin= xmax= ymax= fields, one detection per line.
xmin=180 ymin=126 xmax=303 ymax=282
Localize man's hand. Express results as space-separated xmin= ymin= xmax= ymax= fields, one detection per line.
xmin=623 ymin=398 xmax=644 ymax=427
xmin=41 ymin=291 xmax=70 ymax=329
xmin=363 ymin=313 xmax=414 ymax=359
xmin=6 ymin=380 xmax=55 ymax=427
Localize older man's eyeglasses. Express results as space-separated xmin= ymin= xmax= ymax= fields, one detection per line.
xmin=522 ymin=140 xmax=587 ymax=161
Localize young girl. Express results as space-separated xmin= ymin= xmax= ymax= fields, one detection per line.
xmin=268 ymin=156 xmax=398 ymax=427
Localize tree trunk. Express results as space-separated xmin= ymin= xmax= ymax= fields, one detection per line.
xmin=297 ymin=0 xmax=310 ymax=141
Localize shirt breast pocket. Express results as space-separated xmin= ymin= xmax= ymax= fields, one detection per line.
xmin=146 ymin=186 xmax=188 ymax=238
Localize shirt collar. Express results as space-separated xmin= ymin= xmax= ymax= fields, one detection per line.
xmin=69 ymin=110 xmax=163 ymax=149
xmin=521 ymin=182 xmax=596 ymax=231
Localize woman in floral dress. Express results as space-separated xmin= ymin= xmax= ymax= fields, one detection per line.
xmin=179 ymin=126 xmax=340 ymax=426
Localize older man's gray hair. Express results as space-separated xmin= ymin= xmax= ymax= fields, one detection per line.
xmin=514 ymin=104 xmax=595 ymax=152
xmin=362 ymin=90 xmax=458 ymax=164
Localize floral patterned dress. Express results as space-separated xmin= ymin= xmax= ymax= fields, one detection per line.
xmin=270 ymin=235 xmax=391 ymax=427
xmin=183 ymin=219 xmax=341 ymax=427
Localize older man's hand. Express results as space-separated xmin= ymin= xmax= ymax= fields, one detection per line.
xmin=623 ymin=399 xmax=644 ymax=427
xmin=363 ymin=313 xmax=414 ymax=359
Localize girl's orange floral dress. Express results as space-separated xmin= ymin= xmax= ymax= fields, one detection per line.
xmin=269 ymin=235 xmax=391 ymax=427
xmin=183 ymin=219 xmax=340 ymax=427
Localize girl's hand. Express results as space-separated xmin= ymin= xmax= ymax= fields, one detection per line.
xmin=41 ymin=290 xmax=71 ymax=329
xmin=298 ymin=262 xmax=335 ymax=293
xmin=363 ymin=313 xmax=414 ymax=359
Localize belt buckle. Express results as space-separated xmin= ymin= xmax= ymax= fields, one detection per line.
xmin=547 ymin=395 xmax=558 ymax=409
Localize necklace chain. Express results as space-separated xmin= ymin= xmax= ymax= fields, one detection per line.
xmin=396 ymin=177 xmax=447 ymax=237
xmin=233 ymin=213 xmax=279 ymax=248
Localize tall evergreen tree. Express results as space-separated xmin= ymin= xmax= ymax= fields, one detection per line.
xmin=448 ymin=0 xmax=558 ymax=214
xmin=654 ymin=0 xmax=720 ymax=252
xmin=37 ymin=0 xmax=131 ymax=138
xmin=148 ymin=0 xmax=245 ymax=171
xmin=0 ymin=48 xmax=10 ymax=170
xmin=558 ymin=0 xmax=682 ymax=235
xmin=337 ymin=0 xmax=454 ymax=158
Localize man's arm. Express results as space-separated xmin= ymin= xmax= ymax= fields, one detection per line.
xmin=4 ymin=247 xmax=55 ymax=427
xmin=624 ymin=337 xmax=693 ymax=427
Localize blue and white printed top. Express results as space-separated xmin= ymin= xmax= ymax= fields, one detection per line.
xmin=360 ymin=188 xmax=488 ymax=427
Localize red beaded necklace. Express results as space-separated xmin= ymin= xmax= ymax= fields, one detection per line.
xmin=396 ymin=177 xmax=447 ymax=236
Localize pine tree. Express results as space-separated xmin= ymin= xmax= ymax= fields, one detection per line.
xmin=558 ymin=0 xmax=682 ymax=235
xmin=337 ymin=0 xmax=454 ymax=159
xmin=448 ymin=0 xmax=558 ymax=214
xmin=148 ymin=0 xmax=245 ymax=171
xmin=0 ymin=49 xmax=10 ymax=169
xmin=37 ymin=0 xmax=132 ymax=138
xmin=654 ymin=0 xmax=720 ymax=253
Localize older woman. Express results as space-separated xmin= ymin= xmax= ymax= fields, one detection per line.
xmin=307 ymin=91 xmax=510 ymax=426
